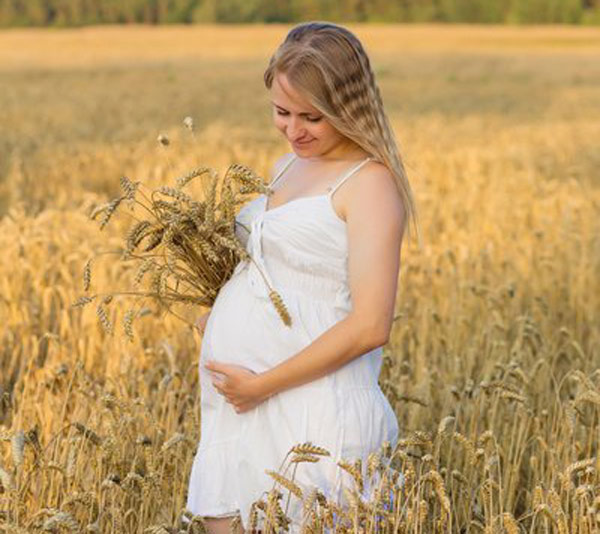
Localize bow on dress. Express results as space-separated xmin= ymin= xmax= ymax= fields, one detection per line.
xmin=233 ymin=206 xmax=353 ymax=313
xmin=233 ymin=212 xmax=275 ymax=302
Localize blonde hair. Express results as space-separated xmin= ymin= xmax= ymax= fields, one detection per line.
xmin=264 ymin=21 xmax=421 ymax=247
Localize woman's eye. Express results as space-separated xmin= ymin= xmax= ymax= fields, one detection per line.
xmin=275 ymin=110 xmax=322 ymax=123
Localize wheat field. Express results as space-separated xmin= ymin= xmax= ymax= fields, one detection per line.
xmin=0 ymin=24 xmax=599 ymax=533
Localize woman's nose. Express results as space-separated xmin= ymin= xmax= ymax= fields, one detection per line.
xmin=286 ymin=116 xmax=305 ymax=139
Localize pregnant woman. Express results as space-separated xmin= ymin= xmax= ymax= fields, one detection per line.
xmin=185 ymin=21 xmax=419 ymax=534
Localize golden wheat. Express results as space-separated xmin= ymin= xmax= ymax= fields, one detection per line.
xmin=0 ymin=23 xmax=598 ymax=534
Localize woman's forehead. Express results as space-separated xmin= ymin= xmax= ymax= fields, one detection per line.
xmin=271 ymin=72 xmax=318 ymax=113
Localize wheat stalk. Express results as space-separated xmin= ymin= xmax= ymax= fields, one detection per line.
xmin=266 ymin=469 xmax=303 ymax=499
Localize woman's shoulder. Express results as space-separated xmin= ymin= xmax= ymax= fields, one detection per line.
xmin=269 ymin=152 xmax=296 ymax=182
xmin=343 ymin=159 xmax=404 ymax=225
xmin=358 ymin=159 xmax=398 ymax=196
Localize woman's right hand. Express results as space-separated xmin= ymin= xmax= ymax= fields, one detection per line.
xmin=195 ymin=311 xmax=211 ymax=335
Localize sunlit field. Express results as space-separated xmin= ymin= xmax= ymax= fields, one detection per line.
xmin=1 ymin=24 xmax=599 ymax=533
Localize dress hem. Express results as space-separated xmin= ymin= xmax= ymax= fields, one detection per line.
xmin=183 ymin=508 xmax=241 ymax=520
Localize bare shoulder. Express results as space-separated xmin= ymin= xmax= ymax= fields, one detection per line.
xmin=269 ymin=152 xmax=296 ymax=181
xmin=342 ymin=160 xmax=405 ymax=226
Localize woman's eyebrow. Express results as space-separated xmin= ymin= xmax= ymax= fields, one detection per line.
xmin=270 ymin=101 xmax=320 ymax=117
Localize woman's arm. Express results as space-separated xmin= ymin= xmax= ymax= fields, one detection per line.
xmin=255 ymin=163 xmax=405 ymax=395
xmin=206 ymin=162 xmax=405 ymax=413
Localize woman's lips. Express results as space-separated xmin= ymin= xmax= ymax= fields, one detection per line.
xmin=292 ymin=138 xmax=314 ymax=147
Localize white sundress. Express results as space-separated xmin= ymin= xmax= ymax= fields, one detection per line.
xmin=185 ymin=153 xmax=400 ymax=532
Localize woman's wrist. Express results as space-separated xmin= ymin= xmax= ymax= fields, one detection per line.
xmin=253 ymin=370 xmax=278 ymax=401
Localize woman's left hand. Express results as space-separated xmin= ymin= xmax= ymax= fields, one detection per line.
xmin=204 ymin=360 xmax=267 ymax=414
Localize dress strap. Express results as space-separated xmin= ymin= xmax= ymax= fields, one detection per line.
xmin=268 ymin=154 xmax=297 ymax=188
xmin=327 ymin=156 xmax=373 ymax=197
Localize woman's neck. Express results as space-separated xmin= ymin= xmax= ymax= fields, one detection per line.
xmin=304 ymin=143 xmax=369 ymax=163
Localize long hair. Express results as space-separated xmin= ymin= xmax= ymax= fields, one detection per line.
xmin=264 ymin=21 xmax=421 ymax=247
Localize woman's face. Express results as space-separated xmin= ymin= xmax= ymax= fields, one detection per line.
xmin=270 ymin=71 xmax=352 ymax=158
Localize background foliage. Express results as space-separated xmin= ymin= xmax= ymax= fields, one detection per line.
xmin=1 ymin=0 xmax=600 ymax=26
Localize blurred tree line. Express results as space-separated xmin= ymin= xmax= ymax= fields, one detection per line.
xmin=0 ymin=0 xmax=599 ymax=26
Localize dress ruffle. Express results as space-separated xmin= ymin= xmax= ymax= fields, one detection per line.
xmin=188 ymin=381 xmax=399 ymax=533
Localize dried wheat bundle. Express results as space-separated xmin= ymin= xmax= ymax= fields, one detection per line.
xmin=73 ymin=132 xmax=292 ymax=338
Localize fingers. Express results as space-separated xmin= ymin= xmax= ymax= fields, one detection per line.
xmin=204 ymin=360 xmax=225 ymax=374
xmin=222 ymin=396 xmax=254 ymax=414
xmin=206 ymin=365 xmax=257 ymax=413
xmin=195 ymin=319 xmax=206 ymax=334
xmin=211 ymin=375 xmax=226 ymax=394
xmin=212 ymin=380 xmax=231 ymax=403
xmin=211 ymin=382 xmax=244 ymax=412
xmin=195 ymin=312 xmax=210 ymax=334
xmin=211 ymin=375 xmax=236 ymax=408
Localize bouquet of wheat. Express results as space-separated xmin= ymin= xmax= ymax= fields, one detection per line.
xmin=73 ymin=129 xmax=291 ymax=340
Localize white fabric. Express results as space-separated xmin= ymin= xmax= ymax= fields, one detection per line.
xmin=185 ymin=154 xmax=400 ymax=532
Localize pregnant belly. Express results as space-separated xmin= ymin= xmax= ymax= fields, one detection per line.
xmin=201 ymin=271 xmax=310 ymax=374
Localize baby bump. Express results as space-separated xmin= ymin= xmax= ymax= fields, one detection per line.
xmin=200 ymin=275 xmax=300 ymax=373
xmin=199 ymin=272 xmax=254 ymax=368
